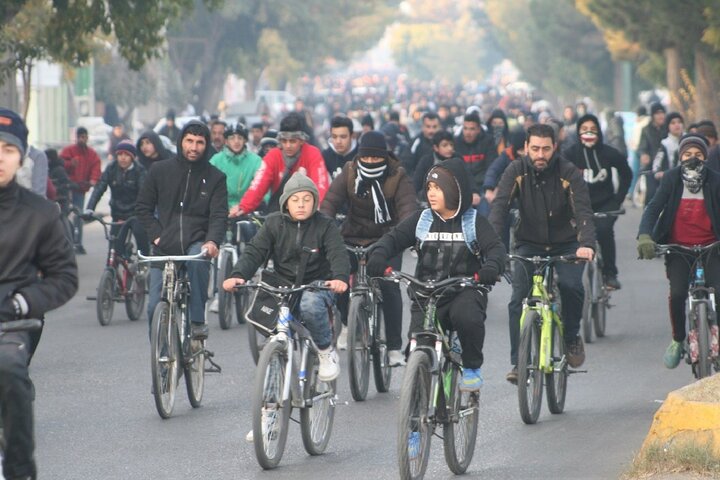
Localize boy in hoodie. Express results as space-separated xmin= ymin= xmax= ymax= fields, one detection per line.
xmin=563 ymin=114 xmax=632 ymax=290
xmin=322 ymin=116 xmax=358 ymax=179
xmin=136 ymin=121 xmax=228 ymax=339
xmin=367 ymin=157 xmax=506 ymax=391
xmin=136 ymin=130 xmax=172 ymax=171
xmin=223 ymin=172 xmax=350 ymax=382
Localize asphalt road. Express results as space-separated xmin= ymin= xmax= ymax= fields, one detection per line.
xmin=29 ymin=204 xmax=694 ymax=479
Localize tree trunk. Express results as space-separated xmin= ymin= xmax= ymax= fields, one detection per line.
xmin=21 ymin=63 xmax=32 ymax=120
xmin=694 ymin=49 xmax=720 ymax=126
xmin=664 ymin=47 xmax=682 ymax=113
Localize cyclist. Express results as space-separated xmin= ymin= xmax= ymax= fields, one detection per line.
xmin=136 ymin=130 xmax=173 ymax=171
xmin=638 ymin=103 xmax=667 ymax=206
xmin=489 ymin=123 xmax=596 ymax=384
xmin=84 ymin=140 xmax=149 ymax=259
xmin=0 ymin=109 xmax=78 ymax=480
xmin=234 ymin=113 xmax=329 ymax=216
xmin=406 ymin=112 xmax=440 ymax=177
xmin=322 ymin=116 xmax=357 ymax=179
xmin=367 ymin=157 xmax=506 ymax=391
xmin=319 ymin=130 xmax=418 ymax=366
xmin=563 ymin=113 xmax=632 ymax=290
xmin=223 ymin=172 xmax=350 ymax=380
xmin=651 ymin=112 xmax=685 ymax=181
xmin=637 ymin=134 xmax=720 ymax=369
xmin=136 ymin=120 xmax=228 ymax=340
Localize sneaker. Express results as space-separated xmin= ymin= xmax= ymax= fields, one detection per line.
xmin=388 ymin=349 xmax=406 ymax=367
xmin=605 ymin=275 xmax=622 ymax=290
xmin=407 ymin=431 xmax=420 ymax=459
xmin=317 ymin=347 xmax=340 ymax=382
xmin=566 ymin=335 xmax=586 ymax=368
xmin=460 ymin=368 xmax=483 ymax=392
xmin=209 ymin=296 xmax=219 ymax=313
xmin=663 ymin=340 xmax=683 ymax=369
xmin=505 ymin=366 xmax=518 ymax=385
xmin=337 ymin=326 xmax=348 ymax=350
xmin=74 ymin=245 xmax=86 ymax=255
xmin=191 ymin=323 xmax=209 ymax=340
xmin=245 ymin=429 xmax=254 ymax=443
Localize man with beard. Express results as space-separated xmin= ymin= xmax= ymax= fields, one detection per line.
xmin=454 ymin=111 xmax=497 ymax=214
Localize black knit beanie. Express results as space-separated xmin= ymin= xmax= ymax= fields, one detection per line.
xmin=358 ymin=131 xmax=388 ymax=159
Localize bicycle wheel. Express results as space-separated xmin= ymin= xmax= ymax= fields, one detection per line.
xmin=397 ymin=351 xmax=432 ymax=480
xmin=252 ymin=340 xmax=291 ymax=469
xmin=96 ymin=268 xmax=116 ymax=326
xmin=581 ymin=264 xmax=593 ymax=344
xmin=184 ymin=334 xmax=205 ymax=408
xmin=372 ymin=301 xmax=392 ymax=393
xmin=696 ymin=302 xmax=712 ymax=379
xmin=217 ymin=254 xmax=234 ymax=330
xmin=546 ymin=320 xmax=568 ymax=414
xmin=150 ymin=301 xmax=178 ymax=419
xmin=443 ymin=366 xmax=479 ymax=474
xmin=248 ymin=324 xmax=267 ymax=365
xmin=125 ymin=266 xmax=146 ymax=321
xmin=234 ymin=288 xmax=247 ymax=325
xmin=517 ymin=311 xmax=543 ymax=424
xmin=300 ymin=355 xmax=336 ymax=455
xmin=347 ymin=294 xmax=370 ymax=401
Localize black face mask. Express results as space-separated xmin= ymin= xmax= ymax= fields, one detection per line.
xmin=681 ymin=156 xmax=706 ymax=193
xmin=682 ymin=156 xmax=704 ymax=171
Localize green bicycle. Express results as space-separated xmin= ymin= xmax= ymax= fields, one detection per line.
xmin=509 ymin=254 xmax=587 ymax=425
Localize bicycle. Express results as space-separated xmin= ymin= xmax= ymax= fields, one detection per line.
xmin=508 ymin=254 xmax=588 ymax=425
xmin=581 ymin=208 xmax=625 ymax=343
xmin=235 ymin=281 xmax=338 ymax=469
xmin=655 ymin=241 xmax=720 ymax=379
xmin=345 ymin=244 xmax=392 ymax=401
xmin=384 ymin=269 xmax=485 ymax=479
xmin=138 ymin=249 xmax=221 ymax=419
xmin=83 ymin=213 xmax=146 ymax=326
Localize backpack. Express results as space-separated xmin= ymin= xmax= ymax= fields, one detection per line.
xmin=415 ymin=208 xmax=481 ymax=258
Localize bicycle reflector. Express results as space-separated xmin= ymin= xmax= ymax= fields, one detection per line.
xmin=384 ymin=267 xmax=394 ymax=276
xmin=474 ymin=272 xmax=479 ymax=282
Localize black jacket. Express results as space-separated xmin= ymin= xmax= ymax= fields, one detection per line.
xmin=413 ymin=153 xmax=479 ymax=196
xmin=406 ymin=134 xmax=434 ymax=176
xmin=136 ymin=130 xmax=173 ymax=171
xmin=322 ymin=144 xmax=358 ymax=178
xmin=135 ymin=121 xmax=228 ymax=255
xmin=453 ymin=131 xmax=498 ymax=190
xmin=373 ymin=157 xmax=506 ymax=282
xmin=563 ymin=114 xmax=632 ymax=210
xmin=86 ymin=161 xmax=146 ymax=219
xmin=489 ymin=154 xmax=596 ymax=250
xmin=232 ymin=211 xmax=350 ymax=285
xmin=638 ymin=166 xmax=720 ymax=242
xmin=48 ymin=158 xmax=71 ymax=213
xmin=0 ymin=181 xmax=78 ymax=319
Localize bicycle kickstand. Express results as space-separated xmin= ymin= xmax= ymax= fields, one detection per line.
xmin=204 ymin=349 xmax=222 ymax=373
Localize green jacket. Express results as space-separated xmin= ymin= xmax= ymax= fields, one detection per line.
xmin=210 ymin=147 xmax=263 ymax=208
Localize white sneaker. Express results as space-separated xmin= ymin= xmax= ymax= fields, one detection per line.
xmin=388 ymin=350 xmax=406 ymax=367
xmin=317 ymin=347 xmax=340 ymax=382
xmin=209 ymin=296 xmax=219 ymax=313
xmin=245 ymin=429 xmax=253 ymax=443
xmin=337 ymin=326 xmax=348 ymax=350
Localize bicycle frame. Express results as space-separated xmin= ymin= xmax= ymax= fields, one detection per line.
xmin=346 ymin=245 xmax=382 ymax=343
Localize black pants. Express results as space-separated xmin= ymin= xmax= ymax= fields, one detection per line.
xmin=0 ymin=330 xmax=38 ymax=480
xmin=409 ymin=288 xmax=487 ymax=369
xmin=338 ymin=252 xmax=403 ymax=350
xmin=111 ymin=216 xmax=149 ymax=258
xmin=594 ymin=211 xmax=618 ymax=277
xmin=665 ymin=250 xmax=720 ymax=342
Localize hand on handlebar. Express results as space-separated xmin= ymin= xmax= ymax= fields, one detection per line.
xmin=202 ymin=241 xmax=218 ymax=258
xmin=575 ymin=247 xmax=594 ymax=261
xmin=325 ymin=279 xmax=348 ymax=294
xmin=223 ymin=277 xmax=244 ymax=292
xmin=228 ymin=205 xmax=244 ymax=218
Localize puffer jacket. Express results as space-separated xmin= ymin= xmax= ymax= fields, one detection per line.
xmin=86 ymin=160 xmax=146 ymax=219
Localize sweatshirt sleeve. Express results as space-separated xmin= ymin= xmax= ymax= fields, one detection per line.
xmin=322 ymin=219 xmax=351 ymax=283
xmin=372 ymin=210 xmax=422 ymax=259
xmin=319 ymin=165 xmax=349 ymax=218
xmin=206 ymin=172 xmax=228 ymax=246
xmin=488 ymin=161 xmax=518 ymax=236
xmin=395 ymin=170 xmax=420 ymax=221
xmin=610 ymin=148 xmax=633 ymax=205
xmin=135 ymin=164 xmax=163 ymax=243
xmin=475 ymin=214 xmax=506 ymax=274
xmin=638 ymin=172 xmax=673 ymax=239
xmin=239 ymin=155 xmax=277 ymax=213
xmin=306 ymin=147 xmax=330 ymax=204
xmin=231 ymin=218 xmax=275 ymax=280
xmin=566 ymin=166 xmax=597 ymax=248
xmin=86 ymin=166 xmax=111 ymax=211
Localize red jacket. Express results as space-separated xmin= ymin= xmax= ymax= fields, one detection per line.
xmin=239 ymin=143 xmax=329 ymax=213
xmin=59 ymin=144 xmax=101 ymax=192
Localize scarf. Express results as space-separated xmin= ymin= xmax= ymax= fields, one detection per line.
xmin=355 ymin=160 xmax=391 ymax=224
xmin=282 ymin=149 xmax=301 ymax=171
xmin=582 ymin=148 xmax=608 ymax=184
xmin=681 ymin=157 xmax=706 ymax=194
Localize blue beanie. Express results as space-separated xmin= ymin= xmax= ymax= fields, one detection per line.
xmin=0 ymin=108 xmax=28 ymax=157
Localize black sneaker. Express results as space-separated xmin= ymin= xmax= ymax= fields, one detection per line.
xmin=505 ymin=366 xmax=518 ymax=385
xmin=75 ymin=245 xmax=87 ymax=255
xmin=604 ymin=275 xmax=621 ymax=290
xmin=191 ymin=323 xmax=209 ymax=340
xmin=566 ymin=335 xmax=586 ymax=368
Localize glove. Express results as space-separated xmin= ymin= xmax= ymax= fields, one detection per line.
xmin=477 ymin=266 xmax=499 ymax=285
xmin=0 ymin=296 xmax=21 ymax=323
xmin=367 ymin=251 xmax=388 ymax=278
xmin=637 ymin=234 xmax=656 ymax=260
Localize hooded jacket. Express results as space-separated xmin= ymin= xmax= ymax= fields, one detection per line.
xmin=563 ymin=114 xmax=632 ymax=210
xmin=320 ymin=154 xmax=418 ymax=245
xmin=322 ymin=141 xmax=358 ymax=178
xmin=489 ymin=152 xmax=596 ymax=250
xmin=486 ymin=108 xmax=510 ymax=154
xmin=453 ymin=129 xmax=498 ymax=190
xmin=372 ymin=157 xmax=506 ymax=282
xmin=86 ymin=160 xmax=146 ymax=219
xmin=210 ymin=146 xmax=263 ymax=209
xmin=136 ymin=130 xmax=173 ymax=171
xmin=135 ymin=120 xmax=228 ymax=255
xmin=232 ymin=173 xmax=350 ymax=285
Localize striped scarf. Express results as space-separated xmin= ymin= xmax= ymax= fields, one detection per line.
xmin=355 ymin=160 xmax=391 ymax=224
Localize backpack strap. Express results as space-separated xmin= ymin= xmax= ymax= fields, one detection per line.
xmin=414 ymin=208 xmax=434 ymax=250
xmin=460 ymin=208 xmax=481 ymax=259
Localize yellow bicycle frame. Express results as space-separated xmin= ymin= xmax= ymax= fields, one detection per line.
xmin=519 ymin=272 xmax=564 ymax=374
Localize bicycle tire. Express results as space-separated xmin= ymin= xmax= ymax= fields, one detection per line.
xmin=234 ymin=288 xmax=247 ymax=325
xmin=397 ymin=351 xmax=432 ymax=480
xmin=517 ymin=310 xmax=543 ymax=424
xmin=347 ymin=294 xmax=370 ymax=401
xmin=217 ymin=254 xmax=234 ymax=330
xmin=248 ymin=323 xmax=266 ymax=365
xmin=96 ymin=268 xmax=116 ymax=326
xmin=592 ymin=261 xmax=607 ymax=337
xmin=252 ymin=340 xmax=291 ymax=469
xmin=546 ymin=320 xmax=568 ymax=414
xmin=372 ymin=301 xmax=392 ymax=393
xmin=150 ymin=301 xmax=178 ymax=419
xmin=184 ymin=335 xmax=205 ymax=408
xmin=696 ymin=302 xmax=712 ymax=379
xmin=443 ymin=366 xmax=479 ymax=474
xmin=581 ymin=264 xmax=593 ymax=344
xmin=300 ymin=355 xmax=336 ymax=455
xmin=125 ymin=266 xmax=146 ymax=321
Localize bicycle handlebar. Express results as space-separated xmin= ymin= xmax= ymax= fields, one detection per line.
xmin=138 ymin=249 xmax=209 ymax=263
xmin=382 ymin=268 xmax=486 ymax=290
xmin=345 ymin=244 xmax=373 ymax=256
xmin=0 ymin=319 xmax=43 ymax=333
xmin=507 ymin=253 xmax=586 ymax=266
xmin=593 ymin=208 xmax=625 ymax=218
xmin=233 ymin=280 xmax=332 ymax=296
xmin=655 ymin=240 xmax=720 ymax=256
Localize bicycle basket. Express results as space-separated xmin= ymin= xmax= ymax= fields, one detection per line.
xmin=245 ymin=269 xmax=291 ymax=336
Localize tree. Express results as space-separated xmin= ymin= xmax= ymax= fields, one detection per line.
xmin=94 ymin=52 xmax=157 ymax=126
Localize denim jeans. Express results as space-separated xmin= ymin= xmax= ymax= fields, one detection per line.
xmin=71 ymin=191 xmax=85 ymax=246
xmin=299 ymin=289 xmax=336 ymax=350
xmin=147 ymin=242 xmax=210 ymax=336
xmin=508 ymin=243 xmax=585 ymax=365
